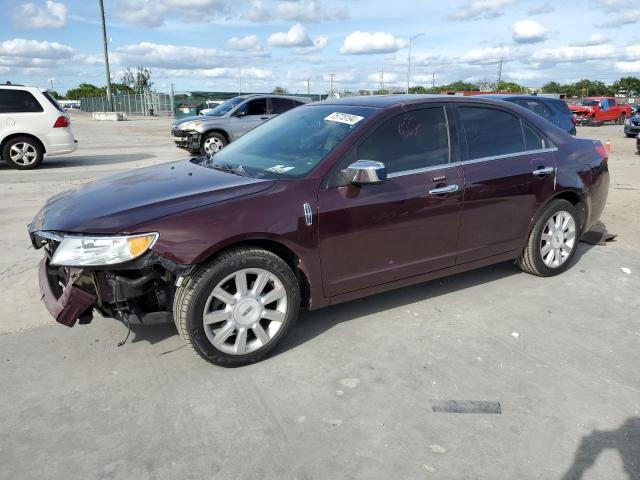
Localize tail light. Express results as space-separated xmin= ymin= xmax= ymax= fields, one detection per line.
xmin=593 ymin=140 xmax=608 ymax=164
xmin=53 ymin=116 xmax=70 ymax=128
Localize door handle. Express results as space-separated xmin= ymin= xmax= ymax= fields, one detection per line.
xmin=428 ymin=184 xmax=459 ymax=195
xmin=532 ymin=166 xmax=554 ymax=176
xmin=260 ymin=116 xmax=269 ymax=120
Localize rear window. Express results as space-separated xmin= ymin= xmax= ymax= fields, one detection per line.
xmin=460 ymin=107 xmax=525 ymax=160
xmin=270 ymin=97 xmax=296 ymax=114
xmin=0 ymin=89 xmax=44 ymax=113
xmin=551 ymin=99 xmax=572 ymax=115
xmin=42 ymin=91 xmax=65 ymax=113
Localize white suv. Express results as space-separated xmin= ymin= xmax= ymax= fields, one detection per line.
xmin=0 ymin=83 xmax=77 ymax=170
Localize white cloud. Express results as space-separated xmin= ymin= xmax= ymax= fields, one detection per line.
xmin=596 ymin=9 xmax=640 ymax=28
xmin=247 ymin=0 xmax=348 ymax=23
xmin=461 ymin=46 xmax=510 ymax=64
xmin=268 ymin=24 xmax=313 ymax=47
xmin=115 ymin=0 xmax=230 ymax=27
xmin=527 ymin=2 xmax=554 ymax=15
xmin=448 ymin=0 xmax=514 ymax=21
xmin=13 ymin=1 xmax=67 ymax=29
xmin=340 ymin=31 xmax=408 ymax=55
xmin=570 ymin=34 xmax=611 ymax=47
xmin=614 ymin=60 xmax=640 ymax=73
xmin=512 ymin=20 xmax=548 ymax=44
xmin=296 ymin=36 xmax=328 ymax=54
xmin=113 ymin=42 xmax=228 ymax=69
xmin=532 ymin=43 xmax=617 ymax=64
xmin=0 ymin=38 xmax=73 ymax=59
xmin=595 ymin=0 xmax=626 ymax=12
xmin=158 ymin=67 xmax=272 ymax=80
xmin=367 ymin=72 xmax=398 ymax=83
xmin=225 ymin=35 xmax=269 ymax=55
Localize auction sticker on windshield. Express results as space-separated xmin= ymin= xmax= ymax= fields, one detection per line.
xmin=324 ymin=112 xmax=364 ymax=125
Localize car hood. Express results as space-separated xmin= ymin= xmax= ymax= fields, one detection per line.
xmin=569 ymin=105 xmax=593 ymax=113
xmin=30 ymin=159 xmax=275 ymax=234
xmin=172 ymin=114 xmax=227 ymax=128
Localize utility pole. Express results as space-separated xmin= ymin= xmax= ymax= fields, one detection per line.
xmin=407 ymin=33 xmax=424 ymax=94
xmin=380 ymin=68 xmax=385 ymax=91
xmin=432 ymin=73 xmax=435 ymax=89
xmin=98 ymin=0 xmax=113 ymax=111
xmin=49 ymin=78 xmax=54 ymax=93
xmin=307 ymin=78 xmax=310 ymax=95
xmin=329 ymin=73 xmax=335 ymax=97
xmin=496 ymin=56 xmax=503 ymax=90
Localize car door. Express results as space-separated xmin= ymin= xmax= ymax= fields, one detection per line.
xmin=455 ymin=105 xmax=557 ymax=264
xmin=229 ymin=98 xmax=269 ymax=139
xmin=318 ymin=106 xmax=464 ymax=297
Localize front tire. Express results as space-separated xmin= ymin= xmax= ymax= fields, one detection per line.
xmin=174 ymin=248 xmax=300 ymax=366
xmin=200 ymin=132 xmax=227 ymax=156
xmin=2 ymin=136 xmax=44 ymax=169
xmin=517 ymin=200 xmax=580 ymax=277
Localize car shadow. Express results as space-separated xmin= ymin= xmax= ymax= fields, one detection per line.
xmin=560 ymin=417 xmax=640 ymax=479
xmin=0 ymin=153 xmax=157 ymax=170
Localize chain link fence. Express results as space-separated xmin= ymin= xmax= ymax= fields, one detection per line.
xmin=80 ymin=92 xmax=174 ymax=116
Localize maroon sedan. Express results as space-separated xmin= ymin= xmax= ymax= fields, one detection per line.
xmin=28 ymin=96 xmax=609 ymax=366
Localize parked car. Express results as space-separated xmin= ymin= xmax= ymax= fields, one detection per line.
xmin=171 ymin=94 xmax=311 ymax=155
xmin=0 ymin=83 xmax=77 ymax=169
xmin=623 ymin=111 xmax=640 ymax=138
xmin=29 ymin=96 xmax=609 ymax=366
xmin=481 ymin=94 xmax=576 ymax=135
xmin=569 ymin=97 xmax=631 ymax=126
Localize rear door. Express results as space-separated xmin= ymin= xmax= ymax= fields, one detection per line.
xmin=318 ymin=106 xmax=463 ymax=297
xmin=456 ymin=105 xmax=557 ymax=263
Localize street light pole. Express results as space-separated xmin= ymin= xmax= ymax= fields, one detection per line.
xmin=98 ymin=0 xmax=113 ymax=111
xmin=406 ymin=33 xmax=424 ymax=94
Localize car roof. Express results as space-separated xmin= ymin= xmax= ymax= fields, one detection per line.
xmin=478 ymin=94 xmax=548 ymax=100
xmin=309 ymin=94 xmax=525 ymax=109
xmin=235 ymin=94 xmax=312 ymax=102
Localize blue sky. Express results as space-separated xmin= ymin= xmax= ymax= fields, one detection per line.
xmin=0 ymin=0 xmax=639 ymax=95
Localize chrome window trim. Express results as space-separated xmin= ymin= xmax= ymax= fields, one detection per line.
xmin=463 ymin=147 xmax=558 ymax=166
xmin=387 ymin=147 xmax=558 ymax=179
xmin=388 ymin=161 xmax=462 ymax=178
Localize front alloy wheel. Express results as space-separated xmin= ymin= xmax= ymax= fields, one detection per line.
xmin=174 ymin=247 xmax=300 ymax=366
xmin=201 ymin=132 xmax=227 ymax=156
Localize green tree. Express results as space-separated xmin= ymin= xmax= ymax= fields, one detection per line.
xmin=541 ymin=81 xmax=564 ymax=94
xmin=48 ymin=90 xmax=63 ymax=99
xmin=65 ymin=83 xmax=106 ymax=99
xmin=271 ymin=86 xmax=288 ymax=95
xmin=358 ymin=89 xmax=371 ymax=96
xmin=408 ymin=85 xmax=429 ymax=94
xmin=567 ymin=79 xmax=612 ymax=98
xmin=611 ymin=76 xmax=640 ymax=96
xmin=496 ymin=81 xmax=524 ymax=92
xmin=121 ymin=66 xmax=153 ymax=93
xmin=441 ymin=81 xmax=479 ymax=92
xmin=372 ymin=88 xmax=390 ymax=95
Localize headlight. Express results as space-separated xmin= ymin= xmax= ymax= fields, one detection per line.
xmin=181 ymin=121 xmax=201 ymax=130
xmin=50 ymin=233 xmax=158 ymax=266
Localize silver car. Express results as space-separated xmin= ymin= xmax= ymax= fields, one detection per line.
xmin=171 ymin=94 xmax=312 ymax=155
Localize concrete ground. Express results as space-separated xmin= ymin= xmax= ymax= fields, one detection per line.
xmin=1 ymin=114 xmax=639 ymax=480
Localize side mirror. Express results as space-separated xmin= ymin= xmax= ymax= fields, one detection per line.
xmin=233 ymin=109 xmax=246 ymax=117
xmin=343 ymin=160 xmax=387 ymax=185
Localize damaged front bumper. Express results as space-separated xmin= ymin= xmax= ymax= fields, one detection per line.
xmin=32 ymin=231 xmax=193 ymax=328
xmin=171 ymin=128 xmax=201 ymax=152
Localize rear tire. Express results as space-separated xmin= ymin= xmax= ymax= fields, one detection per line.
xmin=2 ymin=136 xmax=44 ymax=170
xmin=517 ymin=199 xmax=580 ymax=277
xmin=174 ymin=247 xmax=300 ymax=366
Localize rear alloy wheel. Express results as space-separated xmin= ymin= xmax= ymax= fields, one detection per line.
xmin=200 ymin=132 xmax=227 ymax=156
xmin=517 ymin=199 xmax=579 ymax=277
xmin=618 ymin=114 xmax=627 ymax=125
xmin=174 ymin=248 xmax=300 ymax=366
xmin=2 ymin=137 xmax=44 ymax=170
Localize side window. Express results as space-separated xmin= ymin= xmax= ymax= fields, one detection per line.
xmin=523 ymin=122 xmax=547 ymax=151
xmin=0 ymin=90 xmax=44 ymax=113
xmin=599 ymin=99 xmax=610 ymax=111
xmin=357 ymin=108 xmax=449 ymax=174
xmin=246 ymin=98 xmax=267 ymax=116
xmin=270 ymin=98 xmax=295 ymax=114
xmin=460 ymin=107 xmax=525 ymax=160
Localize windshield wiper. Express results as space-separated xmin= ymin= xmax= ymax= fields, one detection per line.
xmin=211 ymin=162 xmax=248 ymax=177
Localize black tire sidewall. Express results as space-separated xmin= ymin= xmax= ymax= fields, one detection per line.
xmin=3 ymin=137 xmax=44 ymax=170
xmin=186 ymin=252 xmax=299 ymax=366
xmin=200 ymin=132 xmax=227 ymax=156
xmin=530 ymin=200 xmax=580 ymax=276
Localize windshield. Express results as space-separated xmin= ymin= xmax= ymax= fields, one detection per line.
xmin=205 ymin=97 xmax=244 ymax=116
xmin=199 ymin=105 xmax=376 ymax=179
xmin=578 ymin=99 xmax=599 ymax=106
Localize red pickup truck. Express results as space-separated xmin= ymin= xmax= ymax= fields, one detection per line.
xmin=570 ymin=97 xmax=631 ymax=126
